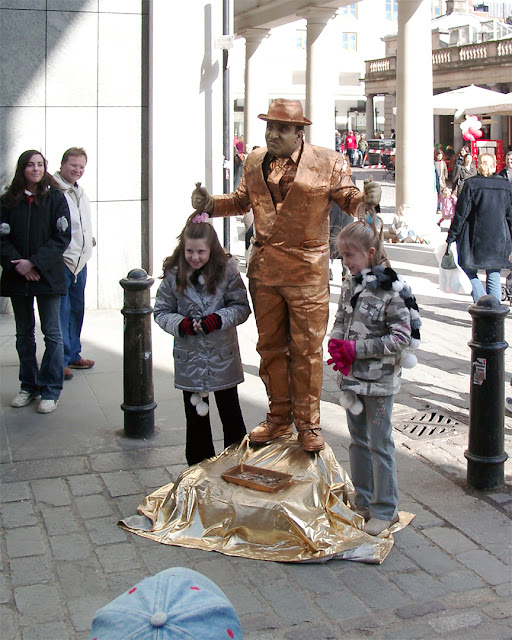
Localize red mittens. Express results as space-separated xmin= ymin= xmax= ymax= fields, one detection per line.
xmin=327 ymin=339 xmax=356 ymax=375
xmin=199 ymin=313 xmax=222 ymax=334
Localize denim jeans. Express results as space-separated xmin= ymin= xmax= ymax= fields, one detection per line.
xmin=462 ymin=268 xmax=501 ymax=302
xmin=10 ymin=295 xmax=64 ymax=400
xmin=60 ymin=265 xmax=87 ymax=365
xmin=346 ymin=394 xmax=398 ymax=521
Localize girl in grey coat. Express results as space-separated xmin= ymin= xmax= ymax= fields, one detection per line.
xmin=154 ymin=216 xmax=251 ymax=465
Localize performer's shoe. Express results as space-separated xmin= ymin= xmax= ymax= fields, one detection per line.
xmin=353 ymin=505 xmax=371 ymax=522
xmin=297 ymin=426 xmax=325 ymax=452
xmin=249 ymin=421 xmax=293 ymax=444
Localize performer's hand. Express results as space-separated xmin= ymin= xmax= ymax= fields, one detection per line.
xmin=191 ymin=182 xmax=214 ymax=213
xmin=198 ymin=313 xmax=222 ymax=334
xmin=363 ymin=177 xmax=381 ymax=206
xmin=12 ymin=259 xmax=35 ymax=276
xmin=179 ymin=317 xmax=197 ymax=336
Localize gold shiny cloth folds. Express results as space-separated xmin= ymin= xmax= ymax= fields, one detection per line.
xmin=120 ymin=435 xmax=410 ymax=564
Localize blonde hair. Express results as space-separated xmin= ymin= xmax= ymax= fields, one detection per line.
xmin=441 ymin=186 xmax=452 ymax=198
xmin=477 ymin=153 xmax=496 ymax=177
xmin=337 ymin=218 xmax=390 ymax=268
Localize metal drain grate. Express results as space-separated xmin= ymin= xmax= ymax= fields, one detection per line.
xmin=395 ymin=412 xmax=462 ymax=440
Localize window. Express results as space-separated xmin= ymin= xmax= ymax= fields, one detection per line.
xmin=432 ymin=0 xmax=442 ymax=17
xmin=340 ymin=3 xmax=357 ymax=18
xmin=386 ymin=0 xmax=398 ymax=21
xmin=296 ymin=29 xmax=306 ymax=50
xmin=342 ymin=32 xmax=357 ymax=51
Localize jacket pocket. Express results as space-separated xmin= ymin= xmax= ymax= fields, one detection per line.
xmin=174 ymin=348 xmax=189 ymax=363
xmin=220 ymin=346 xmax=235 ymax=359
xmin=352 ymin=358 xmax=383 ymax=381
xmin=358 ymin=299 xmax=385 ymax=322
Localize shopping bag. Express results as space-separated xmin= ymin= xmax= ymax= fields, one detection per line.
xmin=434 ymin=242 xmax=472 ymax=295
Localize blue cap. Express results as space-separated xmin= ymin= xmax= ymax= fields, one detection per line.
xmin=89 ymin=567 xmax=242 ymax=639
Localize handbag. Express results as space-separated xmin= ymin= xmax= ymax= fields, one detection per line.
xmin=441 ymin=247 xmax=457 ymax=270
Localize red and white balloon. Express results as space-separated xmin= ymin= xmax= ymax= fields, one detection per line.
xmin=460 ymin=115 xmax=483 ymax=142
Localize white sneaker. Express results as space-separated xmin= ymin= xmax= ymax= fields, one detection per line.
xmin=506 ymin=397 xmax=512 ymax=413
xmin=11 ymin=390 xmax=40 ymax=408
xmin=37 ymin=399 xmax=58 ymax=414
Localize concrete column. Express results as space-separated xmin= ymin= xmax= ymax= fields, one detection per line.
xmin=453 ymin=120 xmax=464 ymax=152
xmin=240 ymin=28 xmax=270 ymax=150
xmin=366 ymin=94 xmax=375 ymax=139
xmin=396 ymin=0 xmax=436 ymax=236
xmin=300 ymin=6 xmax=337 ymax=148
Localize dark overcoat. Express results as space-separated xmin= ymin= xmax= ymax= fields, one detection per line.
xmin=447 ymin=174 xmax=512 ymax=271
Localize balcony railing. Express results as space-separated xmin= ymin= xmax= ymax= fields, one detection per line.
xmin=365 ymin=38 xmax=512 ymax=79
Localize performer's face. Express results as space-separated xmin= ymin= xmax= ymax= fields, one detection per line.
xmin=184 ymin=237 xmax=210 ymax=270
xmin=265 ymin=122 xmax=302 ymax=158
xmin=338 ymin=245 xmax=376 ymax=276
xmin=60 ymin=154 xmax=87 ymax=185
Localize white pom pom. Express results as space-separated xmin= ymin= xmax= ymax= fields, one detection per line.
xmin=196 ymin=400 xmax=209 ymax=416
xmin=392 ymin=280 xmax=404 ymax=292
xmin=410 ymin=337 xmax=421 ymax=350
xmin=366 ymin=275 xmax=377 ymax=282
xmin=410 ymin=308 xmax=420 ymax=321
xmin=401 ymin=353 xmax=417 ymax=368
xmin=339 ymin=391 xmax=364 ymax=415
xmin=200 ymin=392 xmax=209 ymax=398
xmin=190 ymin=393 xmax=200 ymax=406
xmin=198 ymin=274 xmax=205 ymax=285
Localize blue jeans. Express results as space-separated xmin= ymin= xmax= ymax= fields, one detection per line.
xmin=10 ymin=295 xmax=64 ymax=400
xmin=462 ymin=268 xmax=501 ymax=302
xmin=346 ymin=394 xmax=398 ymax=520
xmin=60 ymin=265 xmax=87 ymax=365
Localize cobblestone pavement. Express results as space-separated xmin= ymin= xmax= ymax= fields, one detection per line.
xmin=1 ymin=174 xmax=511 ymax=639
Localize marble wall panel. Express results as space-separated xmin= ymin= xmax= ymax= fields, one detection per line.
xmin=98 ymin=12 xmax=142 ymax=107
xmin=96 ymin=200 xmax=142 ymax=308
xmin=47 ymin=0 xmax=98 ymax=10
xmin=45 ymin=106 xmax=99 ymax=200
xmin=46 ymin=10 xmax=98 ymax=106
xmin=97 ymin=107 xmax=142 ymax=201
xmin=0 ymin=107 xmax=46 ymax=190
xmin=84 ymin=201 xmax=99 ymax=309
xmin=99 ymin=0 xmax=148 ymax=14
xmin=1 ymin=10 xmax=46 ymax=106
xmin=0 ymin=1 xmax=45 ymax=8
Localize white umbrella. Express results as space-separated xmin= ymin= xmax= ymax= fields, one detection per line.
xmin=464 ymin=93 xmax=512 ymax=116
xmin=432 ymin=85 xmax=507 ymax=119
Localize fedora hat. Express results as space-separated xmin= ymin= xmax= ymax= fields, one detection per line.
xmin=258 ymin=99 xmax=312 ymax=126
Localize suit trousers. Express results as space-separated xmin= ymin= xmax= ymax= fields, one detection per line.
xmin=183 ymin=387 xmax=246 ymax=466
xmin=249 ymin=280 xmax=329 ymax=430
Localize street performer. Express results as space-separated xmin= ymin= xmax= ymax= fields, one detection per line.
xmin=191 ymin=99 xmax=381 ymax=453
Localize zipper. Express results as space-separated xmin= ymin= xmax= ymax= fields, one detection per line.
xmin=25 ymin=201 xmax=31 ymax=295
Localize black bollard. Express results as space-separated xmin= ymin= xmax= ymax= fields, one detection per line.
xmin=465 ymin=295 xmax=509 ymax=490
xmin=120 ymin=268 xmax=157 ymax=438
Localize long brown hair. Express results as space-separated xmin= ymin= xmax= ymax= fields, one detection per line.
xmin=161 ymin=214 xmax=230 ymax=294
xmin=2 ymin=150 xmax=59 ymax=209
xmin=337 ymin=217 xmax=390 ymax=269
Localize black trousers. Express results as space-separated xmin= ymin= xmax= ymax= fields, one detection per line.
xmin=183 ymin=387 xmax=246 ymax=466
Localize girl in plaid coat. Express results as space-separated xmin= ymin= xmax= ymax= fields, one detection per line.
xmin=328 ymin=217 xmax=420 ymax=536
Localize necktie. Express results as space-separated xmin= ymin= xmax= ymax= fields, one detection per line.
xmin=267 ymin=158 xmax=287 ymax=211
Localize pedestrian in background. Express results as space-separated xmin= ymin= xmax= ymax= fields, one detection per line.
xmin=54 ymin=147 xmax=95 ymax=380
xmin=1 ymin=150 xmax=71 ymax=414
xmin=154 ymin=215 xmax=250 ymax=466
xmin=447 ymin=153 xmax=512 ymax=302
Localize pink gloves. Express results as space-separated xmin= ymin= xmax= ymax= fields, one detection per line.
xmin=327 ymin=339 xmax=356 ymax=375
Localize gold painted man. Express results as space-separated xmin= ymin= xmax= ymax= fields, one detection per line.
xmin=192 ymin=99 xmax=381 ymax=452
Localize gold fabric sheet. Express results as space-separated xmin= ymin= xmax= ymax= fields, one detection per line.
xmin=120 ymin=435 xmax=413 ymax=564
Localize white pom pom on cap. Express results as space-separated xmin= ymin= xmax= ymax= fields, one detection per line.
xmin=392 ymin=280 xmax=404 ymax=292
xmin=190 ymin=393 xmax=200 ymax=406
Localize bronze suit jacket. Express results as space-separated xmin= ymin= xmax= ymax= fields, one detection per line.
xmin=212 ymin=142 xmax=364 ymax=286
